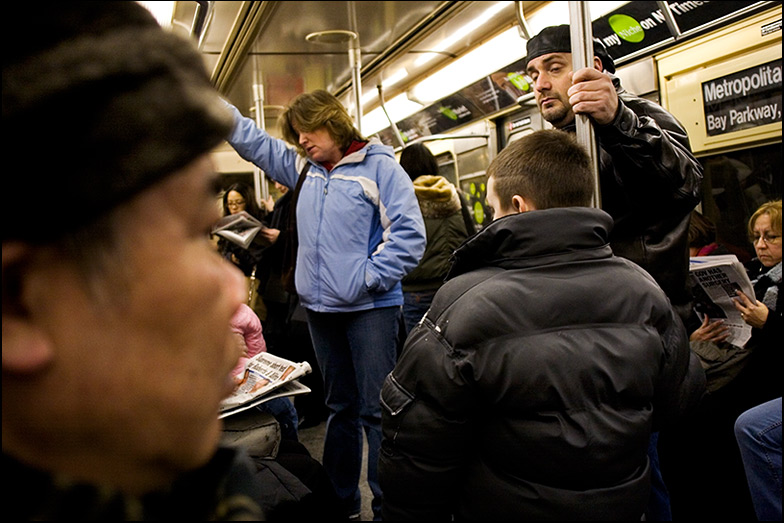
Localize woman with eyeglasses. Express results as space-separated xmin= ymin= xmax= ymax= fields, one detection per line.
xmin=729 ymin=200 xmax=782 ymax=522
xmin=217 ymin=182 xmax=268 ymax=277
xmin=730 ymin=200 xmax=782 ymax=380
xmin=660 ymin=200 xmax=781 ymax=520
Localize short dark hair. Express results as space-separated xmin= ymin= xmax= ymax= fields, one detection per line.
xmin=688 ymin=211 xmax=716 ymax=248
xmin=399 ymin=143 xmax=439 ymax=181
xmin=488 ymin=130 xmax=594 ymax=209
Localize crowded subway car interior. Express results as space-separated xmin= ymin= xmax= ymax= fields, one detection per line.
xmin=159 ymin=0 xmax=782 ymax=260
xmin=5 ymin=1 xmax=781 ymax=521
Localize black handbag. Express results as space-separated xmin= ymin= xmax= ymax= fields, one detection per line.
xmin=281 ymin=163 xmax=309 ymax=294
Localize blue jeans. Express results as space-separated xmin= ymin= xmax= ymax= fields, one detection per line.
xmin=402 ymin=289 xmax=437 ymax=334
xmin=306 ymin=306 xmax=399 ymax=520
xmin=256 ymin=396 xmax=299 ymax=441
xmin=646 ymin=432 xmax=672 ymax=521
xmin=735 ymin=397 xmax=782 ymax=521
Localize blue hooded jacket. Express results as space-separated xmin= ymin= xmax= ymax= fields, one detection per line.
xmin=225 ymin=103 xmax=426 ymax=313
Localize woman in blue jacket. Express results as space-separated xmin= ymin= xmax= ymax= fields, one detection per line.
xmin=224 ymin=90 xmax=425 ymax=519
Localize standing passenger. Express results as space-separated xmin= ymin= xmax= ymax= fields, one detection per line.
xmin=524 ymin=24 xmax=703 ymax=321
xmin=399 ymin=143 xmax=469 ymax=333
xmin=379 ymin=130 xmax=705 ymax=521
xmin=223 ymin=91 xmax=426 ymax=519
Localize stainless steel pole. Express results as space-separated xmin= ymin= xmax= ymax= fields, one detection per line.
xmin=252 ymin=56 xmax=269 ymax=204
xmin=568 ymin=1 xmax=601 ymax=208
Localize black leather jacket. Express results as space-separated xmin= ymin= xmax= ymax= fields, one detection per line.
xmin=564 ymin=75 xmax=703 ymax=318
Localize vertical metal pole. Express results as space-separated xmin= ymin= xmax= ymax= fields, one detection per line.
xmin=568 ymin=1 xmax=601 ymax=208
xmin=349 ymin=39 xmax=362 ymax=134
xmin=252 ymin=56 xmax=269 ymax=204
xmin=347 ymin=1 xmax=362 ymax=134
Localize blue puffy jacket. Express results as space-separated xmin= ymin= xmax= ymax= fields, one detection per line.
xmin=225 ymin=103 xmax=425 ymax=313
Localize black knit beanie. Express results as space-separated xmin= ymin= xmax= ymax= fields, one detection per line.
xmin=2 ymin=1 xmax=232 ymax=242
xmin=525 ymin=24 xmax=616 ymax=74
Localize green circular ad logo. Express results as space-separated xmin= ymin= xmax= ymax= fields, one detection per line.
xmin=608 ymin=14 xmax=645 ymax=43
xmin=473 ymin=201 xmax=485 ymax=225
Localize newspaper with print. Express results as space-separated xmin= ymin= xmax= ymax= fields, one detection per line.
xmin=689 ymin=254 xmax=756 ymax=347
xmin=211 ymin=210 xmax=266 ymax=249
xmin=219 ymin=352 xmax=311 ymax=419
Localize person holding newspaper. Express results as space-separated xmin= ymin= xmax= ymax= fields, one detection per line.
xmin=661 ymin=200 xmax=782 ymax=520
xmin=229 ymin=303 xmax=299 ymax=441
xmin=223 ymin=89 xmax=426 ymax=520
xmin=217 ymin=182 xmax=268 ymax=277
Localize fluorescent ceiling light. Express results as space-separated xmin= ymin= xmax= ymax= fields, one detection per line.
xmin=410 ymin=26 xmax=526 ymax=106
xmin=363 ymin=93 xmax=423 ymax=136
xmin=415 ymin=2 xmax=511 ymax=67
xmin=137 ymin=1 xmax=174 ymax=28
xmin=383 ymin=68 xmax=409 ymax=88
xmin=527 ymin=1 xmax=630 ymax=34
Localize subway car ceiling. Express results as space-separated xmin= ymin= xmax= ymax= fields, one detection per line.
xmin=164 ymin=1 xmax=779 ymax=147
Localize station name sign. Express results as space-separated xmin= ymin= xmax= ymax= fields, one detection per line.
xmin=702 ymin=59 xmax=782 ymax=136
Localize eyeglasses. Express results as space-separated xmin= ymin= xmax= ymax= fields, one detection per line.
xmin=751 ymin=233 xmax=781 ymax=245
xmin=227 ymin=199 xmax=246 ymax=207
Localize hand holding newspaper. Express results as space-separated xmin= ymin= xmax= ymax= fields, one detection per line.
xmin=689 ymin=255 xmax=755 ymax=347
xmin=211 ymin=211 xmax=266 ymax=249
xmin=220 ymin=352 xmax=311 ymax=419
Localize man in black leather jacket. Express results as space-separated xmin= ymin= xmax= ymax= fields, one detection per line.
xmin=525 ymin=25 xmax=703 ymax=322
xmin=379 ymin=130 xmax=705 ymax=521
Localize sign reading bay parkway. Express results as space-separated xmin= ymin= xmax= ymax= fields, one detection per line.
xmin=702 ymin=59 xmax=782 ymax=136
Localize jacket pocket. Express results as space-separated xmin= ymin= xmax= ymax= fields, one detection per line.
xmin=380 ymin=374 xmax=414 ymax=416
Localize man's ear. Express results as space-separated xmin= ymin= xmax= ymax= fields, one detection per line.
xmin=594 ymin=56 xmax=604 ymax=72
xmin=511 ymin=195 xmax=532 ymax=213
xmin=2 ymin=243 xmax=54 ymax=373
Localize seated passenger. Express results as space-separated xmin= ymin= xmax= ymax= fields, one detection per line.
xmin=734 ymin=397 xmax=782 ymax=522
xmin=2 ymin=3 xmax=309 ymax=519
xmin=379 ymin=130 xmax=706 ymax=521
xmin=230 ymin=303 xmax=299 ymax=441
xmin=660 ymin=200 xmax=782 ymax=520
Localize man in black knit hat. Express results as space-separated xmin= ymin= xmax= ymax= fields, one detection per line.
xmin=2 ymin=2 xmax=311 ymax=519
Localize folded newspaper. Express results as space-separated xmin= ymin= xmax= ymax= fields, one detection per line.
xmin=689 ymin=255 xmax=755 ymax=347
xmin=211 ymin=211 xmax=265 ymax=249
xmin=219 ymin=352 xmax=312 ymax=419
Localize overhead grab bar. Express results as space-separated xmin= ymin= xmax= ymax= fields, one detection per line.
xmin=394 ymin=133 xmax=491 ymax=153
xmin=656 ymin=1 xmax=683 ymax=39
xmin=191 ymin=1 xmax=212 ymax=39
xmin=377 ymin=84 xmax=407 ymax=149
xmin=514 ymin=1 xmax=532 ymax=40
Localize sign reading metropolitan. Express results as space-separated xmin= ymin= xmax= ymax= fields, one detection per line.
xmin=702 ymin=59 xmax=782 ymax=136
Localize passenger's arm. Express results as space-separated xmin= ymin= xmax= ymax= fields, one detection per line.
xmin=364 ymin=161 xmax=426 ymax=293
xmin=380 ymin=324 xmax=475 ymax=520
xmin=652 ymin=304 xmax=707 ymax=431
xmin=595 ymin=94 xmax=703 ymax=213
xmin=223 ymin=102 xmax=304 ymax=189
